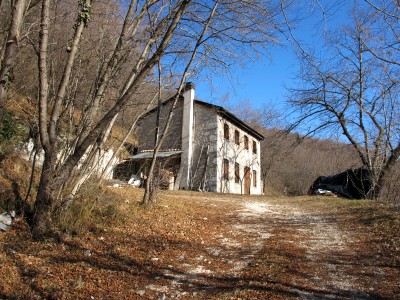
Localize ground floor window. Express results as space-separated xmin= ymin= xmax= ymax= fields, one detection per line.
xmin=253 ymin=170 xmax=257 ymax=187
xmin=223 ymin=159 xmax=229 ymax=180
xmin=235 ymin=162 xmax=240 ymax=183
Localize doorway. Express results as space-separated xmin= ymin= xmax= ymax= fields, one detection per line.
xmin=244 ymin=166 xmax=251 ymax=194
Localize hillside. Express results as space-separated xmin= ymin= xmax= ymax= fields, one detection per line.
xmin=1 ymin=189 xmax=399 ymax=299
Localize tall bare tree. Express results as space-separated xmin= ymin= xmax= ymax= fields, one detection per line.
xmin=0 ymin=0 xmax=287 ymax=238
xmin=142 ymin=1 xmax=220 ymax=206
xmin=141 ymin=0 xmax=285 ymax=205
xmin=287 ymin=3 xmax=400 ymax=198
xmin=0 ymin=0 xmax=29 ymax=120
xmin=32 ymin=0 xmax=192 ymax=239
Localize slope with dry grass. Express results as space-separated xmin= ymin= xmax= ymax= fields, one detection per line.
xmin=1 ymin=189 xmax=399 ymax=299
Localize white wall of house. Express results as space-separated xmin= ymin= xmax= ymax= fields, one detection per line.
xmin=134 ymin=82 xmax=263 ymax=194
xmin=216 ymin=116 xmax=262 ymax=195
xmin=19 ymin=139 xmax=119 ymax=180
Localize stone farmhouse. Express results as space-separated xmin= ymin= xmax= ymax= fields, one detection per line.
xmin=121 ymin=82 xmax=264 ymax=194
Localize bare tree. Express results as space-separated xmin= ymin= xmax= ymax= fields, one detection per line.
xmin=0 ymin=0 xmax=287 ymax=238
xmin=229 ymin=100 xmax=288 ymax=193
xmin=142 ymin=1 xmax=220 ymax=206
xmin=31 ymin=0 xmax=193 ymax=239
xmin=141 ymin=0 xmax=285 ymax=205
xmin=287 ymin=4 xmax=400 ymax=199
xmin=0 ymin=0 xmax=29 ymax=120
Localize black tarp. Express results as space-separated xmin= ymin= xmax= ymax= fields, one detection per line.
xmin=308 ymin=168 xmax=372 ymax=199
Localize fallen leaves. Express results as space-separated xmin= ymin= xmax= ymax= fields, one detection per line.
xmin=0 ymin=191 xmax=399 ymax=299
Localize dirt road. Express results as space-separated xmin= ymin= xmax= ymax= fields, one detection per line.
xmin=1 ymin=192 xmax=399 ymax=299
xmin=148 ymin=194 xmax=400 ymax=299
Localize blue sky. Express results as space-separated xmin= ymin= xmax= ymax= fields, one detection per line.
xmin=195 ymin=45 xmax=295 ymax=111
xmin=193 ymin=0 xmax=354 ymax=116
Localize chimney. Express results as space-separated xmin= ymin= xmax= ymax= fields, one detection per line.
xmin=184 ymin=81 xmax=195 ymax=91
xmin=179 ymin=82 xmax=195 ymax=189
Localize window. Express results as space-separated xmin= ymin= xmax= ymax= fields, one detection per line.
xmin=253 ymin=170 xmax=257 ymax=187
xmin=223 ymin=159 xmax=229 ymax=180
xmin=244 ymin=135 xmax=249 ymax=150
xmin=234 ymin=130 xmax=240 ymax=145
xmin=253 ymin=140 xmax=257 ymax=154
xmin=224 ymin=123 xmax=229 ymax=140
xmin=235 ymin=162 xmax=240 ymax=183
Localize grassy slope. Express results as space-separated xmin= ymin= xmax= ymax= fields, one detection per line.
xmin=0 ymin=189 xmax=399 ymax=299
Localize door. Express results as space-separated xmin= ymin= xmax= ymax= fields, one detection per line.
xmin=244 ymin=166 xmax=251 ymax=194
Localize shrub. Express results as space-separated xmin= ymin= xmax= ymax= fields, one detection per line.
xmin=0 ymin=112 xmax=25 ymax=156
xmin=0 ymin=154 xmax=38 ymax=214
xmin=379 ymin=163 xmax=400 ymax=205
xmin=56 ymin=180 xmax=137 ymax=234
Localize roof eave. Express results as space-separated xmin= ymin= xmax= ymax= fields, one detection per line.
xmin=194 ymin=100 xmax=264 ymax=140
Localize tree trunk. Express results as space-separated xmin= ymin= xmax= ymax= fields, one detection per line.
xmin=372 ymin=152 xmax=400 ymax=200
xmin=262 ymin=171 xmax=267 ymax=194
xmin=30 ymin=154 xmax=61 ymax=239
xmin=142 ymin=156 xmax=158 ymax=207
xmin=0 ymin=0 xmax=28 ymax=120
xmin=142 ymin=1 xmax=218 ymax=206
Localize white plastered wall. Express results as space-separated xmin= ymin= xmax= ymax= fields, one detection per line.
xmin=216 ymin=116 xmax=262 ymax=195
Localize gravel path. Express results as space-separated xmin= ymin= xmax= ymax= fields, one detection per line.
xmin=2 ymin=193 xmax=399 ymax=299
xmin=154 ymin=196 xmax=399 ymax=299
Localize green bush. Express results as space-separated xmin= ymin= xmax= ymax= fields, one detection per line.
xmin=0 ymin=112 xmax=25 ymax=156
xmin=0 ymin=113 xmax=18 ymax=141
xmin=0 ymin=196 xmax=6 ymax=213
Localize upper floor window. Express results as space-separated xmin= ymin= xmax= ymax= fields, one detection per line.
xmin=244 ymin=135 xmax=249 ymax=150
xmin=253 ymin=170 xmax=257 ymax=187
xmin=234 ymin=130 xmax=240 ymax=145
xmin=224 ymin=124 xmax=229 ymax=140
xmin=253 ymin=140 xmax=257 ymax=154
xmin=235 ymin=162 xmax=240 ymax=183
xmin=223 ymin=159 xmax=229 ymax=180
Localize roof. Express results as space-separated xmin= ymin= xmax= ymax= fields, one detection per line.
xmin=139 ymin=96 xmax=264 ymax=141
xmin=129 ymin=150 xmax=182 ymax=160
xmin=194 ymin=100 xmax=264 ymax=140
